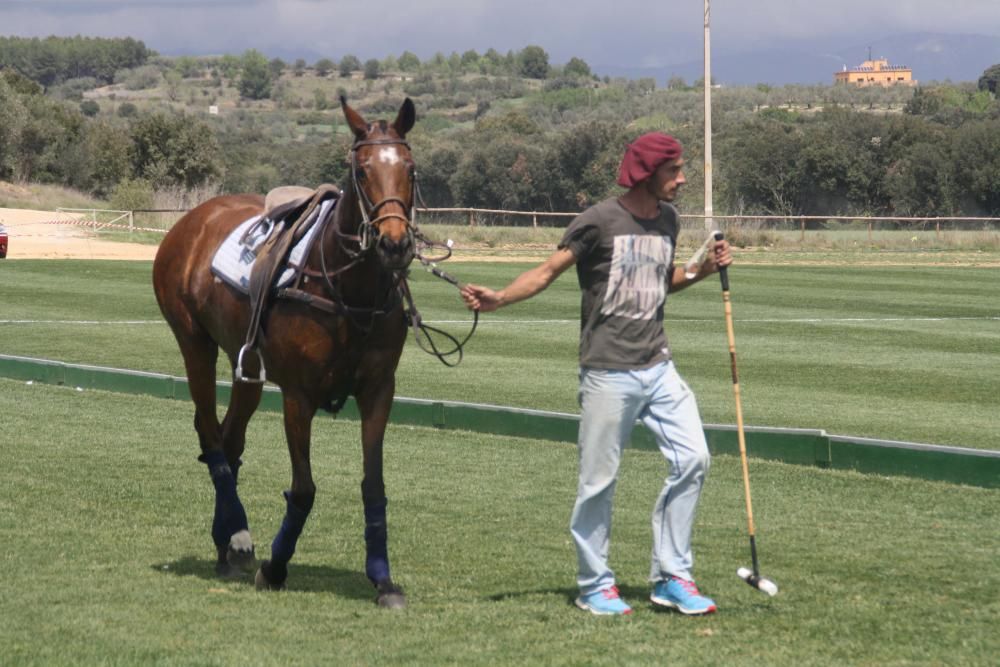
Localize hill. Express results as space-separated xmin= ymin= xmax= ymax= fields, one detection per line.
xmin=3 ymin=38 xmax=1000 ymax=220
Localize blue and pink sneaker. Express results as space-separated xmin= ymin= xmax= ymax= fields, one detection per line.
xmin=575 ymin=585 xmax=633 ymax=616
xmin=650 ymin=576 xmax=717 ymax=615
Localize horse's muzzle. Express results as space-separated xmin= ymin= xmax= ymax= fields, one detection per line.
xmin=377 ymin=233 xmax=415 ymax=270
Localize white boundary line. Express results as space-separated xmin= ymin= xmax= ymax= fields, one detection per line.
xmin=423 ymin=316 xmax=1000 ymax=324
xmin=0 ymin=319 xmax=164 ymax=325
xmin=1 ymin=316 xmax=998 ymax=326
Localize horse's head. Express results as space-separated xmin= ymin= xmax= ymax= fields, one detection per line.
xmin=342 ymin=97 xmax=417 ymax=271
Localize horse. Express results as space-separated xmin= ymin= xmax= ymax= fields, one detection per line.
xmin=152 ymin=98 xmax=418 ymax=608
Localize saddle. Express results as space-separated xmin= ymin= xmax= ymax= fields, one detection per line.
xmin=264 ymin=185 xmax=314 ymax=213
xmin=236 ymin=184 xmax=341 ymax=383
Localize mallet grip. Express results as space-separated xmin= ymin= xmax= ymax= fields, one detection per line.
xmin=713 ymin=231 xmax=729 ymax=291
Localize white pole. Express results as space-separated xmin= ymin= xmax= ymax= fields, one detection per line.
xmin=703 ymin=0 xmax=714 ymax=232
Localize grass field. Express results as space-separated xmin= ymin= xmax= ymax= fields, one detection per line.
xmin=1 ymin=255 xmax=998 ymax=665
xmin=1 ymin=378 xmax=997 ymax=666
xmin=0 ymin=258 xmax=996 ymax=450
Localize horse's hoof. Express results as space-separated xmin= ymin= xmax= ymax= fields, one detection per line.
xmin=227 ymin=530 xmax=256 ymax=573
xmin=255 ymin=560 xmax=287 ymax=591
xmin=375 ymin=580 xmax=406 ymax=609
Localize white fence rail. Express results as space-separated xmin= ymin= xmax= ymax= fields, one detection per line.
xmin=56 ymin=208 xmax=135 ymax=231
xmin=72 ymin=206 xmax=1000 ymax=239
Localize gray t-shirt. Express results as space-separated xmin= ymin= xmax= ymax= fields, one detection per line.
xmin=558 ymin=197 xmax=679 ymax=370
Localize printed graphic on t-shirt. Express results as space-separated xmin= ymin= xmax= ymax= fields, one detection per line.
xmin=600 ymin=234 xmax=673 ymax=320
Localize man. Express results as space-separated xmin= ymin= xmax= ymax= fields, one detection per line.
xmin=461 ymin=132 xmax=732 ymax=616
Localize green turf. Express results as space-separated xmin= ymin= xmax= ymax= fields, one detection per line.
xmin=3 ymin=258 xmax=995 ymax=450
xmin=0 ymin=379 xmax=997 ymax=666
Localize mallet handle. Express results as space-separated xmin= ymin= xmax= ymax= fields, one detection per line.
xmin=715 ymin=232 xmax=758 ymax=548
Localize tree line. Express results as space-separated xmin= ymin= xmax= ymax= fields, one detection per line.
xmin=0 ymin=35 xmax=151 ymax=88
xmin=2 ymin=36 xmax=1000 ymax=219
xmin=717 ymin=100 xmax=1000 ymax=218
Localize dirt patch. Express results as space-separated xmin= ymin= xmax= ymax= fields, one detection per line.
xmin=0 ymin=207 xmax=159 ymax=260
xmin=0 ymin=208 xmax=546 ymax=263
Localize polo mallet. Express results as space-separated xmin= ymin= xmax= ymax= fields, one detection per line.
xmin=714 ymin=231 xmax=779 ymax=597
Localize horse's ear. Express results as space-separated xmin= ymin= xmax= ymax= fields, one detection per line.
xmin=340 ymin=96 xmax=368 ymax=140
xmin=393 ymin=98 xmax=416 ymax=138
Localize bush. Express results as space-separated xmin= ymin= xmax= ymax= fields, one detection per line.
xmin=109 ymin=178 xmax=154 ymax=211
xmin=49 ymin=77 xmax=100 ymax=101
xmin=117 ymin=102 xmax=138 ymax=118
xmin=79 ymin=100 xmax=100 ymax=117
xmin=116 ymin=65 xmax=162 ymax=91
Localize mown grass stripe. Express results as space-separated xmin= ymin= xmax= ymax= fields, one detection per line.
xmin=3 ymin=353 xmax=997 ymax=488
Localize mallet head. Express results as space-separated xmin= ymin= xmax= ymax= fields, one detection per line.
xmin=737 ymin=567 xmax=778 ymax=596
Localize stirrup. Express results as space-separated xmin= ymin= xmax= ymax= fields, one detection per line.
xmin=235 ymin=344 xmax=266 ymax=384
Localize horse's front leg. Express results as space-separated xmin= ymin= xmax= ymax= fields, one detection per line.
xmin=255 ymin=391 xmax=317 ymax=591
xmin=358 ymin=379 xmax=406 ymax=609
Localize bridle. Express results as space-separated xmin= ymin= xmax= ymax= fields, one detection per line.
xmin=344 ymin=137 xmax=416 ymax=255
xmin=301 ymin=134 xmax=479 ymax=365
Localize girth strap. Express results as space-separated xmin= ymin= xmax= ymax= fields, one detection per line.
xmin=276 ymin=284 xmax=404 ymax=325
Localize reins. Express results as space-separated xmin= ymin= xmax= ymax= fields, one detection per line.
xmin=402 ymin=230 xmax=479 ymax=367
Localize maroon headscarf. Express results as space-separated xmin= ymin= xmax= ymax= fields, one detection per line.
xmin=617 ymin=132 xmax=683 ymax=188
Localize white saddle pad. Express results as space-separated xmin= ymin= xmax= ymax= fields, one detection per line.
xmin=210 ymin=198 xmax=335 ymax=293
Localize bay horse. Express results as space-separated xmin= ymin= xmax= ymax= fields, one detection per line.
xmin=152 ymin=98 xmax=418 ymax=608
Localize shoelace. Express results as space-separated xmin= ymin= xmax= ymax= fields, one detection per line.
xmin=603 ymin=585 xmax=623 ymax=600
xmin=674 ymin=577 xmax=702 ymax=596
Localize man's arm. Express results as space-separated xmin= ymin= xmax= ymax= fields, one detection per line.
xmin=669 ymin=238 xmax=732 ymax=292
xmin=461 ymin=247 xmax=577 ymax=312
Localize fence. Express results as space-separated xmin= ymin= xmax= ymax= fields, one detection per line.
xmin=417 ymin=207 xmax=576 ymax=228
xmin=407 ymin=209 xmax=1000 ymax=240
xmin=58 ymin=206 xmax=1000 ymax=246
xmin=682 ymin=213 xmax=1000 ymax=242
xmin=55 ymin=207 xmax=134 ymax=230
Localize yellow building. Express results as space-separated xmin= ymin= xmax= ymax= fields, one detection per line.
xmin=834 ymin=58 xmax=916 ymax=87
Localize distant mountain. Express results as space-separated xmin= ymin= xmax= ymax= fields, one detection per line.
xmin=594 ymin=33 xmax=1000 ymax=86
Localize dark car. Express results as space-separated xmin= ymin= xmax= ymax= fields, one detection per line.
xmin=0 ymin=223 xmax=7 ymax=259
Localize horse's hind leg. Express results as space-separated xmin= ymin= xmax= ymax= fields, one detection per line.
xmin=220 ymin=379 xmax=263 ymax=476
xmin=207 ymin=379 xmax=264 ymax=576
xmin=177 ymin=332 xmax=255 ymax=577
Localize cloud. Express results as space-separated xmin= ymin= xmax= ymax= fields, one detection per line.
xmin=0 ymin=0 xmax=253 ymax=6
xmin=0 ymin=0 xmax=997 ymax=69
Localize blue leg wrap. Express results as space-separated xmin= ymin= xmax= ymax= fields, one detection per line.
xmin=200 ymin=450 xmax=249 ymax=548
xmin=270 ymin=491 xmax=314 ymax=566
xmin=364 ymin=499 xmax=390 ymax=584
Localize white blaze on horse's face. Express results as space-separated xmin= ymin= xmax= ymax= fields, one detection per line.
xmin=378 ymin=146 xmax=401 ymax=166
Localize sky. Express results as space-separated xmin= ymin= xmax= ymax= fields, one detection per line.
xmin=1 ymin=0 xmax=999 ymax=74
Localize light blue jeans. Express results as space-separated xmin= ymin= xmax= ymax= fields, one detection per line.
xmin=571 ymin=361 xmax=710 ymax=595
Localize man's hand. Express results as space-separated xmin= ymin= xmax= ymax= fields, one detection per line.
xmin=709 ymin=238 xmax=733 ymax=271
xmin=461 ymin=284 xmax=501 ymax=312
xmin=671 ymin=238 xmax=733 ymax=291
